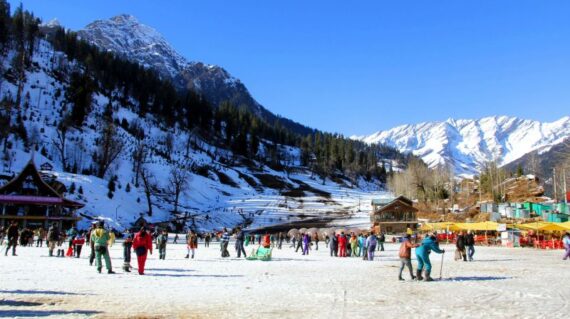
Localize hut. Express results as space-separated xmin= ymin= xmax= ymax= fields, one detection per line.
xmin=370 ymin=195 xmax=418 ymax=234
xmin=0 ymin=160 xmax=83 ymax=229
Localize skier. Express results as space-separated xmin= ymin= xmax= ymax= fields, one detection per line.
xmin=132 ymin=227 xmax=153 ymax=275
xmin=415 ymin=234 xmax=445 ymax=281
xmin=563 ymin=232 xmax=570 ymax=260
xmin=186 ymin=230 xmax=198 ymax=259
xmin=72 ymin=233 xmax=85 ymax=258
xmin=398 ymin=234 xmax=419 ymax=281
xmin=455 ymin=231 xmax=467 ymax=262
xmin=47 ymin=223 xmax=60 ymax=257
xmin=157 ymin=229 xmax=168 ymax=260
xmin=220 ymin=228 xmax=230 ymax=257
xmin=466 ymin=230 xmax=475 ymax=261
xmin=378 ymin=232 xmax=385 ymax=251
xmin=338 ymin=232 xmax=347 ymax=257
xmin=366 ymin=232 xmax=377 ymax=260
xmin=4 ymin=221 xmax=19 ymax=256
xmin=90 ymin=221 xmax=115 ymax=274
xmin=235 ymin=227 xmax=247 ymax=258
xmin=330 ymin=233 xmax=338 ymax=257
xmin=302 ymin=233 xmax=310 ymax=255
xmin=123 ymin=229 xmax=134 ymax=272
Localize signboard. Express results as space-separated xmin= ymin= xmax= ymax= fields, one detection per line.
xmin=497 ymin=223 xmax=507 ymax=232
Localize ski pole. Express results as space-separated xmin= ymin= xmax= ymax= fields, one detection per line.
xmin=439 ymin=251 xmax=445 ymax=280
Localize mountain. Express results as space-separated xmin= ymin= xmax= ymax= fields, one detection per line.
xmin=354 ymin=116 xmax=570 ymax=175
xmin=77 ymin=14 xmax=314 ymax=135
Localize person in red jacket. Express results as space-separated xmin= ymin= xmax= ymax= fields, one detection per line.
xmin=338 ymin=232 xmax=347 ymax=257
xmin=132 ymin=227 xmax=153 ymax=275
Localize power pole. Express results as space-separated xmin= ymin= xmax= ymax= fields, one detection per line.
xmin=553 ymin=168 xmax=557 ymax=202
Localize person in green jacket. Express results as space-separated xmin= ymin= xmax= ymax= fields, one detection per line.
xmin=90 ymin=221 xmax=115 ymax=274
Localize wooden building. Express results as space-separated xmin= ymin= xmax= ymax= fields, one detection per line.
xmin=0 ymin=160 xmax=84 ymax=229
xmin=370 ymin=196 xmax=418 ymax=234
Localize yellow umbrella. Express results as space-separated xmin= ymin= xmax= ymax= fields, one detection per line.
xmin=455 ymin=221 xmax=500 ymax=231
xmin=517 ymin=222 xmax=570 ymax=232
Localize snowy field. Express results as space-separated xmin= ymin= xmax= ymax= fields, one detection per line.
xmin=1 ymin=241 xmax=569 ymax=318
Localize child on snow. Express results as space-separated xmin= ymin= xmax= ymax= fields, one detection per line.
xmin=157 ymin=230 xmax=168 ymax=260
xmin=123 ymin=229 xmax=134 ymax=272
xmin=73 ymin=234 xmax=85 ymax=258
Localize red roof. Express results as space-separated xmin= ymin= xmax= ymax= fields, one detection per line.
xmin=0 ymin=195 xmax=84 ymax=207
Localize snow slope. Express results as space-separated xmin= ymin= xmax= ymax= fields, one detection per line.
xmin=354 ymin=116 xmax=570 ymax=175
xmin=0 ymin=38 xmax=385 ymax=232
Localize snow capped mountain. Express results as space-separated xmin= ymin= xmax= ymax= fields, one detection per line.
xmin=354 ymin=116 xmax=570 ymax=175
xmin=77 ymin=14 xmax=313 ymax=135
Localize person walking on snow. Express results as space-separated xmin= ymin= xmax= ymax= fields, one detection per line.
xmin=186 ymin=230 xmax=198 ymax=259
xmin=302 ymin=233 xmax=310 ymax=255
xmin=72 ymin=234 xmax=85 ymax=258
xmin=466 ymin=231 xmax=475 ymax=261
xmin=220 ymin=228 xmax=230 ymax=257
xmin=415 ymin=234 xmax=445 ymax=281
xmin=455 ymin=231 xmax=467 ymax=262
xmin=398 ymin=234 xmax=419 ymax=281
xmin=378 ymin=232 xmax=385 ymax=251
xmin=122 ymin=229 xmax=134 ymax=272
xmin=350 ymin=233 xmax=358 ymax=257
xmin=4 ymin=221 xmax=19 ymax=256
xmin=157 ymin=229 xmax=168 ymax=260
xmin=90 ymin=221 xmax=115 ymax=274
xmin=235 ymin=227 xmax=247 ymax=258
xmin=330 ymin=233 xmax=338 ymax=257
xmin=132 ymin=227 xmax=153 ymax=275
xmin=359 ymin=234 xmax=367 ymax=260
xmin=338 ymin=232 xmax=347 ymax=257
xmin=366 ymin=232 xmax=377 ymax=260
xmin=47 ymin=223 xmax=60 ymax=257
xmin=562 ymin=232 xmax=570 ymax=260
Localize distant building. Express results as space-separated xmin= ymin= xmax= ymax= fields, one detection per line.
xmin=370 ymin=195 xmax=418 ymax=233
xmin=0 ymin=160 xmax=84 ymax=229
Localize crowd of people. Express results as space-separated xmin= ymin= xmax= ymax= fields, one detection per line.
xmin=3 ymin=220 xmax=570 ymax=281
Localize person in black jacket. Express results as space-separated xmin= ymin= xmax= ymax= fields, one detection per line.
xmin=330 ymin=233 xmax=338 ymax=257
xmin=4 ymin=221 xmax=19 ymax=256
xmin=235 ymin=227 xmax=247 ymax=258
xmin=378 ymin=233 xmax=386 ymax=251
xmin=455 ymin=232 xmax=467 ymax=262
xmin=465 ymin=231 xmax=475 ymax=261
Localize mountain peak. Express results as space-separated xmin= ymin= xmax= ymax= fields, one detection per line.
xmin=356 ymin=116 xmax=570 ymax=175
xmin=109 ymin=14 xmax=139 ymax=24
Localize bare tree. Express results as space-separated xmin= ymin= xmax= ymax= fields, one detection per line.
xmin=52 ymin=121 xmax=69 ymax=171
xmin=168 ymin=165 xmax=190 ymax=216
xmin=139 ymin=166 xmax=156 ymax=217
xmin=132 ymin=140 xmax=147 ymax=186
xmin=164 ymin=132 xmax=174 ymax=159
xmin=94 ymin=121 xmax=124 ymax=178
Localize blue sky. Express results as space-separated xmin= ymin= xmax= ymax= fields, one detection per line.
xmin=10 ymin=1 xmax=570 ymax=135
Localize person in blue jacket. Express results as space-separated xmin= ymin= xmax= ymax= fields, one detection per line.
xmin=415 ymin=234 xmax=445 ymax=281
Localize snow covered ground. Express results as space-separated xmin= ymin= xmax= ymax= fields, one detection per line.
xmin=1 ymin=241 xmax=569 ymax=318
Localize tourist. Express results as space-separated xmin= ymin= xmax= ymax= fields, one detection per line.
xmin=358 ymin=234 xmax=367 ymax=260
xmin=204 ymin=232 xmax=211 ymax=247
xmin=398 ymin=234 xmax=419 ymax=281
xmin=132 ymin=227 xmax=153 ymax=275
xmin=302 ymin=233 xmax=310 ymax=255
xmin=378 ymin=232 xmax=385 ymax=251
xmin=4 ymin=221 xmax=19 ymax=256
xmin=66 ymin=226 xmax=78 ymax=249
xmin=415 ymin=234 xmax=445 ymax=281
xmin=325 ymin=235 xmax=330 ymax=248
xmin=235 ymin=227 xmax=247 ymax=258
xmin=262 ymin=233 xmax=271 ymax=248
xmin=173 ymin=233 xmax=179 ymax=244
xmin=90 ymin=221 xmax=115 ymax=274
xmin=157 ymin=229 xmax=168 ymax=260
xmin=338 ymin=232 xmax=347 ymax=257
xmin=73 ymin=233 xmax=85 ymax=258
xmin=314 ymin=233 xmax=319 ymax=251
xmin=455 ymin=231 xmax=467 ymax=262
xmin=295 ymin=233 xmax=303 ymax=253
xmin=330 ymin=233 xmax=338 ymax=257
xmin=186 ymin=230 xmax=198 ymax=259
xmin=87 ymin=222 xmax=97 ymax=266
xmin=366 ymin=232 xmax=377 ymax=260
xmin=278 ymin=232 xmax=284 ymax=249
xmin=220 ymin=228 xmax=230 ymax=257
xmin=122 ymin=229 xmax=133 ymax=272
xmin=35 ymin=228 xmax=45 ymax=247
xmin=350 ymin=233 xmax=358 ymax=257
xmin=563 ymin=232 xmax=570 ymax=261
xmin=47 ymin=223 xmax=60 ymax=257
xmin=466 ymin=230 xmax=475 ymax=261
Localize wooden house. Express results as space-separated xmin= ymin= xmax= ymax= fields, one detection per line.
xmin=370 ymin=195 xmax=418 ymax=234
xmin=0 ymin=160 xmax=84 ymax=229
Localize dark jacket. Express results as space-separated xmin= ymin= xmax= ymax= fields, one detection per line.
xmin=456 ymin=234 xmax=466 ymax=250
xmin=465 ymin=233 xmax=475 ymax=246
xmin=7 ymin=225 xmax=19 ymax=240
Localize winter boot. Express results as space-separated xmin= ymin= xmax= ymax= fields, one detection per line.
xmin=424 ymin=270 xmax=434 ymax=282
xmin=398 ymin=275 xmax=404 ymax=281
xmin=185 ymin=254 xmax=189 ymax=259
xmin=108 ymin=270 xmax=116 ymax=274
xmin=416 ymin=270 xmax=423 ymax=281
xmin=97 ymin=267 xmax=102 ymax=273
xmin=123 ymin=263 xmax=131 ymax=272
